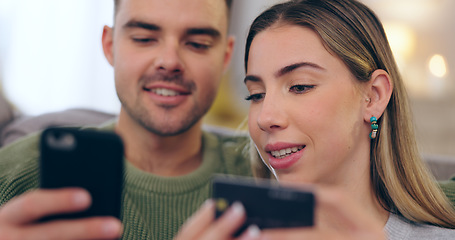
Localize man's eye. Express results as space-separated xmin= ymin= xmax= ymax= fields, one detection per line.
xmin=245 ymin=93 xmax=265 ymax=102
xmin=290 ymin=85 xmax=314 ymax=93
xmin=132 ymin=38 xmax=156 ymax=44
xmin=187 ymin=42 xmax=211 ymax=50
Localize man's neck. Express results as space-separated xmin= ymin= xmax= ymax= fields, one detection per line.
xmin=115 ymin=112 xmax=204 ymax=177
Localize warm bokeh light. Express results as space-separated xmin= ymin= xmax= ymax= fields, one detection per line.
xmin=429 ymin=54 xmax=448 ymax=78
xmin=383 ymin=22 xmax=416 ymax=61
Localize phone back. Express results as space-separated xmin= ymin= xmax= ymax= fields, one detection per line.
xmin=40 ymin=127 xmax=124 ymax=220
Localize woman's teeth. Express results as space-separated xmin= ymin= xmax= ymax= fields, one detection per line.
xmin=270 ymin=146 xmax=304 ymax=159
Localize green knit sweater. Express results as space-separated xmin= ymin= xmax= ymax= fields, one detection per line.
xmin=438 ymin=178 xmax=455 ymax=207
xmin=0 ymin=123 xmax=253 ymax=240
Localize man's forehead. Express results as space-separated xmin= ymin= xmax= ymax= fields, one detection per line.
xmin=116 ymin=0 xmax=228 ymax=23
xmin=115 ymin=0 xmax=229 ymax=33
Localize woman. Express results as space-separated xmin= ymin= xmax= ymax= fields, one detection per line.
xmin=175 ymin=0 xmax=455 ymax=239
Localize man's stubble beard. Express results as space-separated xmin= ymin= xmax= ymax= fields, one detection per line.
xmin=118 ymin=88 xmax=217 ymax=137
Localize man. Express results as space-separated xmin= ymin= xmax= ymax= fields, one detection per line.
xmin=0 ymin=0 xmax=252 ymax=239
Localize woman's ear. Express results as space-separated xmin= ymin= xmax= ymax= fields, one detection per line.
xmin=364 ymin=69 xmax=393 ymax=121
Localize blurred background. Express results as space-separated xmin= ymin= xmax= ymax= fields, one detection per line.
xmin=0 ymin=0 xmax=453 ymax=158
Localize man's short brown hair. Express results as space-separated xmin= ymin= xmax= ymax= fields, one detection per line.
xmin=113 ymin=0 xmax=233 ymax=19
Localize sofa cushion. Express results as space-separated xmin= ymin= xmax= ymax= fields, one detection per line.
xmin=424 ymin=154 xmax=455 ymax=181
xmin=0 ymin=90 xmax=15 ymax=131
xmin=0 ymin=108 xmax=116 ymax=147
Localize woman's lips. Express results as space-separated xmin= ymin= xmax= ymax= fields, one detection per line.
xmin=266 ymin=144 xmax=305 ymax=170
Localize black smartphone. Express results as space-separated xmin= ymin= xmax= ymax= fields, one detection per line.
xmin=212 ymin=175 xmax=315 ymax=235
xmin=39 ymin=127 xmax=124 ymax=221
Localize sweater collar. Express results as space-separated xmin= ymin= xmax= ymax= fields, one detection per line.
xmin=123 ymin=130 xmax=222 ymax=194
xmin=384 ymin=213 xmax=412 ymax=239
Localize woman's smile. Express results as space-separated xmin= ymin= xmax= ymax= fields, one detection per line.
xmin=265 ymin=143 xmax=306 ymax=169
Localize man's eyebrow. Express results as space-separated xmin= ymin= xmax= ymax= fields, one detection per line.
xmin=276 ymin=62 xmax=325 ymax=78
xmin=123 ymin=20 xmax=160 ymax=31
xmin=186 ymin=28 xmax=221 ymax=39
xmin=121 ymin=21 xmax=220 ymax=39
xmin=244 ymin=75 xmax=261 ymax=84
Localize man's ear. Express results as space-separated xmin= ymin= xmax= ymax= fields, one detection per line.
xmin=102 ymin=25 xmax=114 ymax=66
xmin=222 ymin=36 xmax=235 ymax=72
xmin=364 ymin=69 xmax=393 ymax=121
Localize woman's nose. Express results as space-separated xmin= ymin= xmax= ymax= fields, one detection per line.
xmin=256 ymin=94 xmax=287 ymax=132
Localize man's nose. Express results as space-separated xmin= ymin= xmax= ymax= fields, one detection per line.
xmin=154 ymin=41 xmax=184 ymax=74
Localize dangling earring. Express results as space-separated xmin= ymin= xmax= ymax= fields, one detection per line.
xmin=369 ymin=116 xmax=378 ymax=139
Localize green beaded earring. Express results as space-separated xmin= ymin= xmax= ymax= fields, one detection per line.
xmin=369 ymin=116 xmax=378 ymax=139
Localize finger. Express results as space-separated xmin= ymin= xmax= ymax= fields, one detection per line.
xmin=200 ymin=201 xmax=246 ymax=239
xmin=16 ymin=216 xmax=122 ymax=240
xmin=0 ymin=188 xmax=91 ymax=224
xmin=236 ymin=225 xmax=261 ymax=240
xmin=175 ymin=199 xmax=216 ymax=239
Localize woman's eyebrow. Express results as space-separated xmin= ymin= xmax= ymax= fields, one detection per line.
xmin=244 ymin=61 xmax=325 ymax=84
xmin=244 ymin=75 xmax=261 ymax=84
xmin=275 ymin=61 xmax=326 ymax=78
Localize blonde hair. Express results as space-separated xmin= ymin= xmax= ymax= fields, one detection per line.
xmin=245 ymin=0 xmax=455 ymax=228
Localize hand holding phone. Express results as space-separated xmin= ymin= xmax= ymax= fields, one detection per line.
xmin=39 ymin=127 xmax=124 ymax=221
xmin=0 ymin=189 xmax=123 ymax=239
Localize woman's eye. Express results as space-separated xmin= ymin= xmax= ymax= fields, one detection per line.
xmin=290 ymin=85 xmax=314 ymax=93
xmin=245 ymin=93 xmax=265 ymax=102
